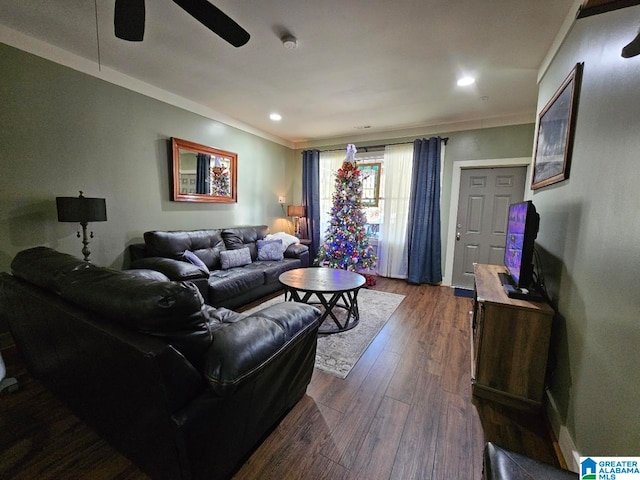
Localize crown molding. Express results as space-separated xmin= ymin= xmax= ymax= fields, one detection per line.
xmin=294 ymin=113 xmax=535 ymax=150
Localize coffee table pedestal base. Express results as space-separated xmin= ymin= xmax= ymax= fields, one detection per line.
xmin=285 ymin=289 xmax=361 ymax=334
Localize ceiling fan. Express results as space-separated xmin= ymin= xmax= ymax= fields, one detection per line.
xmin=114 ymin=0 xmax=250 ymax=47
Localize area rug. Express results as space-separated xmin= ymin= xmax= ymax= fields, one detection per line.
xmin=243 ymin=289 xmax=405 ymax=378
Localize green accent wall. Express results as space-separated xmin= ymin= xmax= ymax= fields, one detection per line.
xmin=532 ymin=5 xmax=640 ymax=455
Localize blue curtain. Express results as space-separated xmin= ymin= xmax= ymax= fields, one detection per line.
xmin=196 ymin=153 xmax=210 ymax=194
xmin=407 ymin=137 xmax=443 ymax=284
xmin=302 ymin=149 xmax=320 ymax=262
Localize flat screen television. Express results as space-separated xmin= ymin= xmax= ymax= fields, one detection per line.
xmin=503 ymin=200 xmax=540 ymax=295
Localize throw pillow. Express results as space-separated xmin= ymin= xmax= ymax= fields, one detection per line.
xmin=265 ymin=231 xmax=299 ymax=252
xmin=182 ymin=250 xmax=210 ymax=274
xmin=220 ymin=247 xmax=252 ymax=270
xmin=257 ymin=239 xmax=284 ymax=261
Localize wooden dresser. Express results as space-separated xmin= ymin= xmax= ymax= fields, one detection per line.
xmin=470 ymin=263 xmax=554 ymax=410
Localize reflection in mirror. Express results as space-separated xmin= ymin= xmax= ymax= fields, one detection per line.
xmin=171 ymin=137 xmax=237 ymax=203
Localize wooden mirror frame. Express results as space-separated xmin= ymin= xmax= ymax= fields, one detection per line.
xmin=171 ymin=137 xmax=237 ymax=203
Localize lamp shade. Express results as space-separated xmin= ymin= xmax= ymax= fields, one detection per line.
xmin=56 ymin=195 xmax=107 ymax=223
xmin=287 ymin=205 xmax=306 ymax=217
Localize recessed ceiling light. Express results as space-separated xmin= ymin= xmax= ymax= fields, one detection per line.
xmin=457 ymin=76 xmax=476 ymax=87
xmin=269 ymin=113 xmax=282 ymax=121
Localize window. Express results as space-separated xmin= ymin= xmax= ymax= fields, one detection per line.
xmin=319 ymin=151 xmax=384 ymax=247
xmin=319 ymin=143 xmax=420 ymax=278
xmin=357 ymin=163 xmax=381 ymax=207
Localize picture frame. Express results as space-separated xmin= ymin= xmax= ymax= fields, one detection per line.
xmin=532 ymin=62 xmax=583 ymax=190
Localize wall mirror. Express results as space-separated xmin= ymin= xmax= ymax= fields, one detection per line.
xmin=172 ymin=137 xmax=237 ymax=203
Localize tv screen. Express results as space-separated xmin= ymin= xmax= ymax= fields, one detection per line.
xmin=503 ymin=200 xmax=539 ymax=289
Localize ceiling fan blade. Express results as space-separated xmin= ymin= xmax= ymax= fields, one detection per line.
xmin=172 ymin=0 xmax=250 ymax=47
xmin=114 ymin=0 xmax=145 ymax=41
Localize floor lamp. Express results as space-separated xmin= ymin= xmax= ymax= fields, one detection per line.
xmin=56 ymin=191 xmax=107 ymax=262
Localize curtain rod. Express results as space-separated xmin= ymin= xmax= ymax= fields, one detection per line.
xmin=317 ymin=137 xmax=448 ymax=153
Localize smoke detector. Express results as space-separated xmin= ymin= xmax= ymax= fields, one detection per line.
xmin=281 ymin=35 xmax=298 ymax=49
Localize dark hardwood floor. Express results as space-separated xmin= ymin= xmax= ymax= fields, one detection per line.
xmin=0 ymin=278 xmax=562 ymax=479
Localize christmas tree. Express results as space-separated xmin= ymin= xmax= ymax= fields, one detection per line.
xmin=210 ymin=157 xmax=230 ymax=197
xmin=317 ymin=144 xmax=377 ymax=273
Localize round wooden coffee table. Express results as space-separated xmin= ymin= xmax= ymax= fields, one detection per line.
xmin=279 ymin=268 xmax=366 ymax=334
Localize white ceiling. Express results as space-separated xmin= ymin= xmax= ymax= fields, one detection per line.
xmin=0 ymin=0 xmax=578 ymax=147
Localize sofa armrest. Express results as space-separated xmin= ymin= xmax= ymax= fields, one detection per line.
xmin=284 ymin=243 xmax=308 ymax=258
xmin=130 ymin=257 xmax=207 ymax=281
xmin=483 ymin=442 xmax=578 ymax=479
xmin=203 ymin=302 xmax=320 ymax=396
xmin=284 ymin=243 xmax=310 ymax=267
xmin=128 ymin=243 xmax=148 ymax=263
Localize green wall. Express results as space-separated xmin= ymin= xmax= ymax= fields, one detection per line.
xmin=532 ymin=6 xmax=640 ymax=457
xmin=0 ymin=44 xmax=294 ymax=276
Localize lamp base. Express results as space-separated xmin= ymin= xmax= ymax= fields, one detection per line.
xmin=293 ymin=216 xmax=300 ymax=237
xmin=78 ymin=222 xmax=94 ymax=262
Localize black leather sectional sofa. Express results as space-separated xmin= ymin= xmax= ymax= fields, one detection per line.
xmin=129 ymin=225 xmax=309 ymax=309
xmin=0 ymin=247 xmax=320 ymax=480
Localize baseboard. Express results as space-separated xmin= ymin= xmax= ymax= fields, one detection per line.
xmin=545 ymin=389 xmax=580 ymax=472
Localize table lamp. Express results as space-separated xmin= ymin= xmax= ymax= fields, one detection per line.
xmin=56 ymin=191 xmax=107 ymax=262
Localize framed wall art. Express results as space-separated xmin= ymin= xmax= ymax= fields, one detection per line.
xmin=532 ymin=62 xmax=583 ymax=190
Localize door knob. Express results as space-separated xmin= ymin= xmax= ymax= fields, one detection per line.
xmin=456 ymin=232 xmax=461 ymax=241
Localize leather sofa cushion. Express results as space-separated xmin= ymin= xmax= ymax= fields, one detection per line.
xmin=144 ymin=229 xmax=226 ymax=263
xmin=10 ymin=247 xmax=217 ymax=367
xmin=131 ymin=257 xmax=206 ymax=281
xmin=221 ymin=226 xmax=269 ymax=259
xmin=60 ymin=266 xmax=204 ymax=329
xmin=245 ymin=259 xmax=301 ymax=284
xmin=124 ymin=269 xmax=171 ymax=281
xmin=58 ymin=265 xmax=215 ymax=368
xmin=207 ymin=268 xmax=264 ymax=305
xmin=143 ymin=230 xmax=228 ymax=271
xmin=11 ymin=246 xmax=94 ymax=295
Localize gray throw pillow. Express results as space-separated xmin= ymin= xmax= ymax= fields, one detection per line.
xmin=257 ymin=239 xmax=284 ymax=261
xmin=220 ymin=247 xmax=252 ymax=270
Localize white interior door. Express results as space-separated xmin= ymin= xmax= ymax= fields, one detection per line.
xmin=451 ymin=166 xmax=527 ymax=289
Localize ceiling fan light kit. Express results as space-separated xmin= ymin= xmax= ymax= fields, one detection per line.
xmin=114 ymin=0 xmax=250 ymax=47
